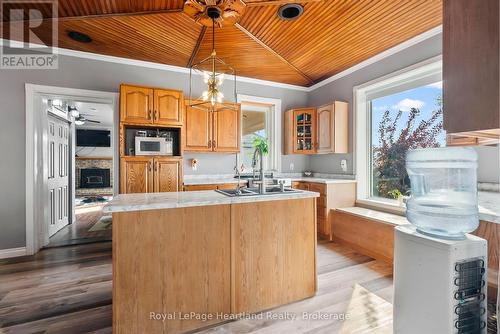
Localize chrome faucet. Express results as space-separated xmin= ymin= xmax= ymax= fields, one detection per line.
xmin=252 ymin=146 xmax=266 ymax=194
xmin=234 ymin=153 xmax=243 ymax=195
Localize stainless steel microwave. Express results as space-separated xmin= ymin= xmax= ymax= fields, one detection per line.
xmin=135 ymin=137 xmax=173 ymax=156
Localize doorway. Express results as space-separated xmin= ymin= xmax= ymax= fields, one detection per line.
xmin=25 ymin=84 xmax=118 ymax=254
xmin=47 ymin=100 xmax=115 ymax=247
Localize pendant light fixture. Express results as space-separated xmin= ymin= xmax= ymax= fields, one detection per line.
xmin=188 ymin=6 xmax=238 ymax=113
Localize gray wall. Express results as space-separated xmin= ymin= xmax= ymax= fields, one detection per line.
xmin=307 ymin=33 xmax=443 ymax=174
xmin=0 ymin=54 xmax=308 ymax=249
xmin=475 ymin=146 xmax=500 ymax=183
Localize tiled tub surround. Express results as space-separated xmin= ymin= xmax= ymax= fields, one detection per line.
xmin=75 ymin=158 xmax=113 ymax=196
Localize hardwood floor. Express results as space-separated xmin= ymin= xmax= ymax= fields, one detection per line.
xmin=48 ymin=204 xmax=112 ymax=247
xmin=0 ymin=240 xmax=496 ymax=333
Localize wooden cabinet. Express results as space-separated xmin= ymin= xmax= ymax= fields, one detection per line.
xmin=184 ymin=102 xmax=241 ymax=153
xmin=113 ymin=205 xmax=231 ymax=334
xmin=184 ymin=104 xmax=212 ymax=151
xmin=120 ymin=85 xmax=153 ymax=124
xmin=292 ymin=181 xmax=310 ymax=191
xmin=443 ymin=0 xmax=499 ymax=134
xmin=213 ymin=107 xmax=241 ymax=152
xmin=284 ymin=108 xmax=316 ymax=154
xmin=292 ymin=181 xmax=356 ymax=239
xmin=120 ymin=84 xmax=183 ymax=126
xmin=231 ymin=199 xmax=316 ymax=313
xmin=120 ymin=156 xmax=181 ymax=194
xmin=316 ymin=104 xmax=333 ymax=154
xmin=284 ymin=102 xmax=348 ymax=155
xmin=120 ymin=156 xmax=153 ymax=194
xmin=154 ymin=157 xmax=182 ymax=192
xmin=316 ymin=101 xmax=348 ymax=154
xmin=153 ymin=88 xmax=183 ymax=125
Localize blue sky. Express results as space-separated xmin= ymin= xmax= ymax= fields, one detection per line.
xmin=371 ymin=81 xmax=445 ymax=146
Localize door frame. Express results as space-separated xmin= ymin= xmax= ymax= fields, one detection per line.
xmin=25 ymin=84 xmax=119 ymax=255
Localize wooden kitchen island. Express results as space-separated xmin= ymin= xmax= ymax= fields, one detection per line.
xmin=104 ymin=190 xmax=319 ymax=334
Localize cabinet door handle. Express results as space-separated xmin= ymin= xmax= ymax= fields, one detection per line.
xmin=154 ymin=162 xmax=158 ymax=172
xmin=148 ymin=161 xmax=152 ymax=172
xmin=208 ymin=139 xmax=211 ymax=148
xmin=148 ymin=110 xmax=152 ymax=120
xmin=154 ymin=110 xmax=157 ymax=121
xmin=213 ymin=140 xmax=216 ymax=148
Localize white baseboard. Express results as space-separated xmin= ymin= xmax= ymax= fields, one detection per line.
xmin=0 ymin=247 xmax=27 ymax=259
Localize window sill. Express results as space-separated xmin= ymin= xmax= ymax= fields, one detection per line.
xmin=355 ymin=198 xmax=406 ymax=216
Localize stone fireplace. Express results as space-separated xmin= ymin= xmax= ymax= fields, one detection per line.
xmin=75 ymin=157 xmax=113 ymax=196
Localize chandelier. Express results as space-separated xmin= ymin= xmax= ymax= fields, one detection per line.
xmin=187 ymin=4 xmax=240 ymax=112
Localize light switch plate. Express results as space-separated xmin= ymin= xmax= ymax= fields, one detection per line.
xmin=341 ymin=159 xmax=347 ymax=172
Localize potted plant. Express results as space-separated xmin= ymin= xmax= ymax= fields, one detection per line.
xmin=388 ymin=189 xmax=405 ymax=207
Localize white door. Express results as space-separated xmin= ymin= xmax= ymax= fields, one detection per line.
xmin=47 ymin=114 xmax=70 ymax=237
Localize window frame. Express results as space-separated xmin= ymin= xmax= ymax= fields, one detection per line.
xmin=237 ymin=94 xmax=282 ymax=173
xmin=353 ymin=55 xmax=442 ymax=210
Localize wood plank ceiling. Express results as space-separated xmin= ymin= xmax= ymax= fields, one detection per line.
xmin=1 ymin=0 xmax=442 ymax=86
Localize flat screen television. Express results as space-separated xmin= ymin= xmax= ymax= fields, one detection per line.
xmin=77 ymin=129 xmax=111 ymax=147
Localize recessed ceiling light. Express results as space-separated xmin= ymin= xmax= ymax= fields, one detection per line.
xmin=277 ymin=4 xmax=303 ymax=21
xmin=68 ymin=31 xmax=92 ymax=43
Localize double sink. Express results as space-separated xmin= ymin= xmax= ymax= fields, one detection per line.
xmin=216 ymin=186 xmax=300 ymax=197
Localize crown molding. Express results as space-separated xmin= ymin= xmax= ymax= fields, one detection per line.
xmin=1 ymin=25 xmax=441 ymax=93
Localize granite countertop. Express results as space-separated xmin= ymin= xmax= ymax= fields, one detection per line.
xmin=289 ymin=177 xmax=357 ymax=184
xmin=104 ymin=190 xmax=319 ymax=213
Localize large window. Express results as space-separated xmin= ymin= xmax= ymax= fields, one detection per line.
xmin=355 ymin=57 xmax=444 ymax=206
xmin=370 ymin=82 xmax=445 ymax=199
xmin=238 ymin=95 xmax=281 ymax=173
xmin=241 ymin=103 xmax=271 ymax=171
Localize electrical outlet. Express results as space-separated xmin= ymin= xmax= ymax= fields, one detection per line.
xmin=290 ymin=162 xmax=294 ymax=171
xmin=340 ymin=159 xmax=347 ymax=172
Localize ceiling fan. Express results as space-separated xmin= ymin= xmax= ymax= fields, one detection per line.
xmin=68 ymin=106 xmax=101 ymax=125
xmin=183 ymin=0 xmax=315 ymax=27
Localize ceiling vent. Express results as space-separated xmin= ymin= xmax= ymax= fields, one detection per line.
xmin=68 ymin=31 xmax=92 ymax=43
xmin=277 ymin=4 xmax=303 ymax=21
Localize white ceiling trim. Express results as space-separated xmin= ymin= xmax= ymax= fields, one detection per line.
xmin=1 ymin=25 xmax=441 ymax=92
xmin=307 ymin=25 xmax=443 ymax=92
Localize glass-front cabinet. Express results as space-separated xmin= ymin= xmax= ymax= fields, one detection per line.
xmin=284 ymin=102 xmax=348 ymax=155
xmin=292 ymin=108 xmax=316 ymax=154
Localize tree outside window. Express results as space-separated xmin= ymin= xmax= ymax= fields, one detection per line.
xmin=370 ymin=82 xmax=445 ymax=200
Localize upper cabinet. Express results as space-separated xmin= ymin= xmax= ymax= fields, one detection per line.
xmin=154 ymin=89 xmax=183 ymax=126
xmin=184 ymin=103 xmax=241 ymax=153
xmin=284 ymin=102 xmax=348 ymax=155
xmin=120 ymin=84 xmax=183 ymax=126
xmin=285 ymin=108 xmax=316 ymax=154
xmin=316 ymin=101 xmax=348 ymax=154
xmin=120 ymin=85 xmax=153 ymax=124
xmin=443 ymin=0 xmax=499 ymax=135
xmin=213 ymin=107 xmax=241 ymax=153
xmin=184 ymin=104 xmax=212 ymax=152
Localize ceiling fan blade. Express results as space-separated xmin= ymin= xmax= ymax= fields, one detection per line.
xmin=85 ymin=119 xmax=101 ymax=123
